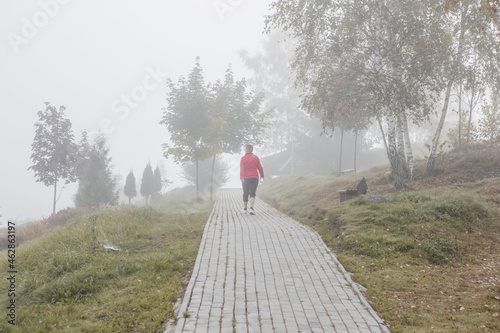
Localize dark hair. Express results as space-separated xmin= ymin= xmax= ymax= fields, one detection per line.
xmin=245 ymin=144 xmax=253 ymax=153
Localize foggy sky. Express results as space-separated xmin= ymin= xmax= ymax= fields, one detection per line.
xmin=0 ymin=0 xmax=272 ymax=223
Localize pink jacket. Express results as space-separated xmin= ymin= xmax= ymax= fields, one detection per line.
xmin=240 ymin=153 xmax=264 ymax=179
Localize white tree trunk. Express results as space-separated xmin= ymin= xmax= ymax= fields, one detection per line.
xmin=387 ymin=113 xmax=406 ymax=189
xmin=466 ymin=77 xmax=476 ymax=146
xmin=396 ymin=114 xmax=408 ymax=179
xmin=377 ymin=114 xmax=390 ymax=161
xmin=426 ymin=3 xmax=468 ymax=175
xmin=354 ymin=129 xmax=358 ymax=173
xmin=401 ymin=112 xmax=416 ymax=180
xmin=52 ymin=178 xmax=57 ymax=215
xmin=338 ymin=128 xmax=344 ymax=176
xmin=458 ymin=83 xmax=463 ymax=149
xmin=426 ymin=78 xmax=454 ymax=175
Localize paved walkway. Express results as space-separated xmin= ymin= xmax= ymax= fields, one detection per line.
xmin=174 ymin=189 xmax=389 ymax=333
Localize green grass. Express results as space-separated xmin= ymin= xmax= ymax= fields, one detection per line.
xmin=0 ymin=191 xmax=212 ymax=332
xmin=260 ymin=173 xmax=500 ymax=333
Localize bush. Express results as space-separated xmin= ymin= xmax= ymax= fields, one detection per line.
xmin=415 ymin=232 xmax=459 ymax=264
xmin=432 ymin=197 xmax=489 ymax=232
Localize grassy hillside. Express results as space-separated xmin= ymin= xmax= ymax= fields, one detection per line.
xmin=0 ymin=189 xmax=212 ymax=333
xmin=259 ymin=145 xmax=500 ymax=332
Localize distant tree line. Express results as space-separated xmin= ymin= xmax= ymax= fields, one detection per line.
xmin=28 ymin=103 xmax=172 ymax=213
xmin=29 ymin=103 xmax=119 ymax=213
xmin=30 ymin=64 xmax=264 ymax=212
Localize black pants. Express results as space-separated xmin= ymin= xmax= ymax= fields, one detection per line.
xmin=242 ymin=178 xmax=259 ymax=202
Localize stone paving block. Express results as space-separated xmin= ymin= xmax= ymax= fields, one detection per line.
xmin=212 ymin=301 xmax=223 ymax=309
xmin=261 ymin=324 xmax=273 ymax=332
xmin=284 ymin=323 xmax=300 ymax=332
xmin=179 ymin=329 xmax=194 ymax=333
xmin=358 ymin=327 xmax=374 ymax=333
xmin=173 ymin=189 xmax=389 ymax=333
xmin=247 ymin=319 xmax=260 ymax=332
xmin=273 ymin=325 xmax=288 ymax=333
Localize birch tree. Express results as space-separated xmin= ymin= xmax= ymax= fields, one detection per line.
xmin=266 ymin=0 xmax=446 ymax=189
xmin=478 ymin=93 xmax=500 ymax=143
xmin=426 ymin=0 xmax=500 ymax=174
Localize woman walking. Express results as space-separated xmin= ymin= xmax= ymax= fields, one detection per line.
xmin=240 ymin=144 xmax=264 ymax=215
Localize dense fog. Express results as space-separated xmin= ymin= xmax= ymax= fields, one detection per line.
xmin=0 ymin=1 xmax=271 ymax=223
xmin=1 ymin=0 xmax=499 ymax=223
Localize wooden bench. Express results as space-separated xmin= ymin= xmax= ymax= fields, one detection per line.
xmin=340 ymin=169 xmax=355 ymax=175
xmin=339 ymin=189 xmax=358 ymax=202
xmin=339 ymin=177 xmax=368 ymax=203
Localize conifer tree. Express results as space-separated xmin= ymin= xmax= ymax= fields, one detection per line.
xmin=153 ymin=166 xmax=162 ymax=195
xmin=74 ymin=130 xmax=92 ymax=178
xmin=74 ymin=135 xmax=118 ymax=207
xmin=140 ymin=163 xmax=154 ymax=205
xmin=124 ymin=170 xmax=137 ymax=204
